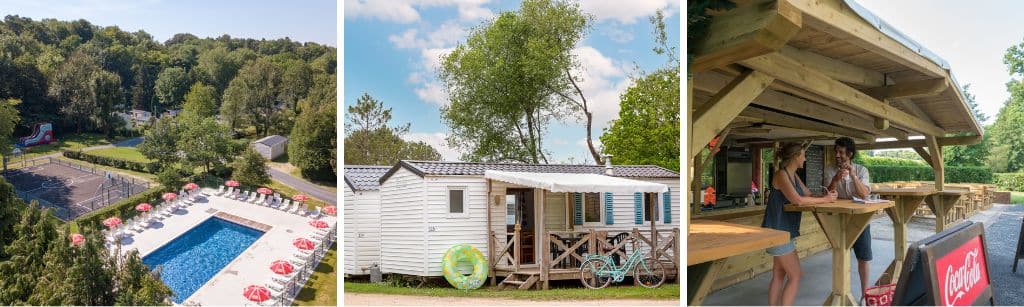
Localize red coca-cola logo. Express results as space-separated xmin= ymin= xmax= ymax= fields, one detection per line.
xmin=935 ymin=236 xmax=989 ymax=306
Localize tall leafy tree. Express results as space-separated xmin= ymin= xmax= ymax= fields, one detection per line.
xmin=439 ymin=0 xmax=593 ymax=163
xmin=989 ymin=43 xmax=1024 ymax=172
xmin=180 ymin=82 xmax=217 ymax=120
xmin=47 ymin=51 xmax=100 ymax=132
xmin=291 ymin=103 xmax=336 ymax=181
xmin=178 ymin=117 xmax=234 ymax=174
xmin=138 ymin=116 xmax=180 ymax=167
xmin=343 ymin=93 xmax=440 ymax=165
xmin=154 ymin=67 xmax=189 ymax=109
xmin=196 ymin=47 xmax=244 ymax=95
xmin=944 ymin=85 xmax=989 ymax=166
xmin=231 ymin=146 xmax=271 ymax=187
xmin=220 ymin=57 xmax=281 ymax=136
xmin=0 ymin=98 xmax=21 ymax=157
xmin=91 ymin=69 xmax=123 ymax=137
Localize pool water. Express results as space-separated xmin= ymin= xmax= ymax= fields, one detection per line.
xmin=143 ymin=217 xmax=264 ymax=303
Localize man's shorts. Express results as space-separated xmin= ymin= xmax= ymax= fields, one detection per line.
xmin=852 ymin=224 xmax=872 ymax=261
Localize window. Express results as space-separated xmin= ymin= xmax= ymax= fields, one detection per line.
xmin=643 ymin=193 xmax=659 ymax=222
xmin=448 ymin=188 xmax=465 ymax=214
xmin=505 ymin=194 xmax=516 ymax=225
xmin=584 ymin=192 xmax=601 ymax=223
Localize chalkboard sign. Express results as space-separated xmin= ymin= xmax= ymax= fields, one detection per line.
xmin=893 ymin=221 xmax=994 ymax=306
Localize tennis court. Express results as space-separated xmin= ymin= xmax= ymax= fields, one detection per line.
xmin=3 ymin=158 xmax=149 ymax=220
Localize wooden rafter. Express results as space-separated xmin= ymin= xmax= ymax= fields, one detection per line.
xmin=858 ymin=135 xmax=982 ymax=150
xmin=740 ymin=52 xmax=946 ymax=136
xmin=692 ymin=0 xmax=802 ymax=72
xmin=863 ymin=78 xmax=948 ymax=101
xmin=693 ymin=70 xmax=909 ymax=139
xmin=778 ymin=45 xmax=885 ymax=87
xmin=739 ymin=107 xmax=875 ymax=142
xmin=691 ymin=70 xmax=775 ymax=158
xmin=912 ymin=147 xmax=934 ymax=168
xmin=787 ymin=0 xmax=946 ymax=78
xmin=926 ymin=136 xmax=944 ymax=190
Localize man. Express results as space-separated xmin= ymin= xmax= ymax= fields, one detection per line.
xmin=823 ymin=137 xmax=873 ymax=296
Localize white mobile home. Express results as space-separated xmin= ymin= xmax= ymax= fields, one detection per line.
xmin=343 ymin=165 xmax=391 ymax=276
xmin=378 ymin=160 xmax=680 ymax=289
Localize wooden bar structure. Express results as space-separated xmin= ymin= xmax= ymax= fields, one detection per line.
xmin=688 ymin=0 xmax=986 ymax=302
xmin=785 ymin=200 xmax=894 ymax=306
xmin=871 ymin=187 xmax=935 ymax=284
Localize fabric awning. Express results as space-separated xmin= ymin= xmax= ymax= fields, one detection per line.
xmin=484 ymin=170 xmax=668 ymax=194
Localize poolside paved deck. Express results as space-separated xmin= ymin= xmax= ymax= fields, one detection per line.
xmin=111 ymin=187 xmax=337 ymax=305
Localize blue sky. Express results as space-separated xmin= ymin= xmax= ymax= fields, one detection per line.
xmin=0 ymin=0 xmax=337 ymax=46
xmin=856 ymin=0 xmax=1024 ymax=126
xmin=343 ymin=0 xmax=681 ymax=163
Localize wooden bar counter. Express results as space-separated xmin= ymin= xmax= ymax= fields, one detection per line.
xmin=924 ymin=188 xmax=969 ymax=232
xmin=872 ymin=187 xmax=935 ymax=284
xmin=687 ymin=219 xmax=789 ymax=306
xmin=785 ymin=200 xmax=893 ymax=306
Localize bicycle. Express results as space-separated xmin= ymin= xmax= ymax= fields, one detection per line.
xmin=579 ymin=238 xmax=666 ymax=289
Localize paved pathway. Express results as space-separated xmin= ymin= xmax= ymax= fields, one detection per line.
xmin=269 ymin=168 xmax=336 ymax=205
xmin=344 ymin=293 xmax=678 ymax=306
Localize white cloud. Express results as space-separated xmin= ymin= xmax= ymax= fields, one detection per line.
xmin=388 ymin=22 xmax=466 ymax=49
xmin=345 ymin=0 xmax=493 ymax=23
xmin=415 ymin=81 xmax=449 ymax=106
xmin=420 ymin=47 xmax=454 ymax=73
xmin=579 ymin=0 xmax=679 ymax=24
xmin=569 ymin=46 xmax=630 ymax=130
xmin=576 ymin=138 xmax=603 ymax=149
xmin=604 ymin=25 xmax=635 ymax=43
xmin=403 ymin=132 xmax=463 ymax=161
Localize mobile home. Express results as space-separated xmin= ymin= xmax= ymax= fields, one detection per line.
xmin=343 ymin=165 xmax=391 ymax=276
xmin=377 ymin=160 xmax=680 ymax=289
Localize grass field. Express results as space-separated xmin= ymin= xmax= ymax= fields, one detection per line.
xmin=343 ymin=282 xmax=681 ymax=301
xmin=293 ymin=243 xmax=337 ymax=306
xmin=268 ymin=153 xmax=336 ymax=193
xmin=87 ymin=146 xmax=152 ymax=163
xmin=18 ymin=133 xmax=130 ymax=159
xmin=1012 ymin=192 xmax=1023 ymax=204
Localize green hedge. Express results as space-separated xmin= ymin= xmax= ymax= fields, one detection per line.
xmin=63 ymin=150 xmax=161 ymax=173
xmin=857 ymin=156 xmax=928 ymax=167
xmin=76 ymin=186 xmax=164 ymax=230
xmin=995 ymin=173 xmax=1024 ymax=192
xmin=866 ymin=165 xmax=993 ymax=184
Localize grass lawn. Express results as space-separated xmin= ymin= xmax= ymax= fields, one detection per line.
xmin=343 ymin=282 xmax=680 ymax=301
xmin=267 ymin=179 xmax=330 ymax=205
xmin=293 ymin=243 xmax=337 ymax=306
xmin=18 ymin=133 xmax=129 ymax=159
xmin=1012 ymin=192 xmax=1024 ymax=205
xmin=268 ymin=153 xmax=336 ymax=193
xmin=55 ymin=157 xmax=156 ymax=182
xmin=86 ymin=146 xmax=152 ymax=163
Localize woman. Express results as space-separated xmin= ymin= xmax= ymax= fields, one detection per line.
xmin=762 ymin=143 xmax=837 ymax=306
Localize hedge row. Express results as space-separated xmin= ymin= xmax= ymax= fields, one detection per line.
xmin=994 ymin=173 xmax=1024 ymax=192
xmin=866 ymin=165 xmax=993 ymax=184
xmin=76 ymin=186 xmax=164 ymax=230
xmin=63 ymin=150 xmax=161 ymax=174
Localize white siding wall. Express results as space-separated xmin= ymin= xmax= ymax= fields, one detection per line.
xmin=345 ymin=189 xmax=381 ymax=275
xmin=379 ymin=168 xmax=428 ymax=275
xmin=343 ymin=186 xmax=357 ymax=275
xmin=571 ymin=177 xmax=681 ymax=232
xmin=423 ymin=175 xmax=490 ymax=276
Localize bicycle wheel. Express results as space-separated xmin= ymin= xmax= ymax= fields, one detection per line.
xmin=634 ymin=257 xmax=666 ymax=288
xmin=580 ymin=258 xmax=612 ymax=289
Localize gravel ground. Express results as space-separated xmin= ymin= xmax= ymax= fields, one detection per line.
xmin=977 ymin=204 xmax=1024 ymax=305
xmin=344 ymin=293 xmax=679 ymax=306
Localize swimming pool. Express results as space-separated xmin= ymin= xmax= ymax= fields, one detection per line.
xmin=143 ymin=217 xmax=264 ymax=303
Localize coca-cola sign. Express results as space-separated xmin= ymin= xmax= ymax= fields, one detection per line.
xmin=934 ymin=235 xmax=990 ymax=306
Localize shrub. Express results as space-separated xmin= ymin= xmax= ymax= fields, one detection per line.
xmin=63 ymin=150 xmax=161 ymax=174
xmin=865 ymin=165 xmax=992 ymax=184
xmin=995 ymin=173 xmax=1024 ymax=192
xmin=856 ymin=156 xmax=927 ymax=167
xmin=76 ymin=187 xmax=164 ymax=229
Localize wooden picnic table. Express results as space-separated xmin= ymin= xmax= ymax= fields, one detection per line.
xmin=687 ymin=219 xmax=789 ymax=306
xmin=924 ymin=188 xmax=970 ymax=232
xmin=785 ymin=199 xmax=893 ymax=306
xmin=872 ymin=187 xmax=936 ymax=285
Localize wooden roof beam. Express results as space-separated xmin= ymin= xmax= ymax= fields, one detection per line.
xmin=778 ymin=46 xmax=885 ymax=87
xmin=787 ymin=0 xmax=947 ymax=78
xmin=693 ymin=70 xmax=908 ymax=139
xmin=863 ymin=78 xmax=948 ymax=101
xmin=740 ymin=52 xmax=946 ymax=136
xmin=740 ymin=107 xmax=875 ymax=142
xmin=857 ymin=135 xmax=982 ymax=150
xmin=690 ymin=70 xmax=775 ymax=158
xmin=692 ymin=0 xmax=802 ymax=72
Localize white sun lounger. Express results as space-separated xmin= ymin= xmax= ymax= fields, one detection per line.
xmin=289 ymin=201 xmax=303 ymax=214
xmin=309 ymin=206 xmax=321 ymax=219
xmin=214 ymin=186 xmax=225 ymax=195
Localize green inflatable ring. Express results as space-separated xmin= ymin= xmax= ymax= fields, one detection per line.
xmin=441 ymin=244 xmax=488 ymax=290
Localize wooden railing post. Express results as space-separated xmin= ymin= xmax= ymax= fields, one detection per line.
xmin=541 ymin=231 xmax=549 ymax=290
xmin=513 ymin=223 xmax=521 ymax=272
xmin=588 ymin=229 xmax=596 ymax=258
xmin=488 ymin=230 xmax=496 ymax=286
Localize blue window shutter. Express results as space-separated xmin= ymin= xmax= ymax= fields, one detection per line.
xmin=573 ymin=192 xmax=583 ymax=225
xmin=604 ymin=192 xmax=614 ymax=225
xmin=634 ymin=192 xmax=642 ymax=225
xmin=663 ymin=188 xmax=672 ymax=223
